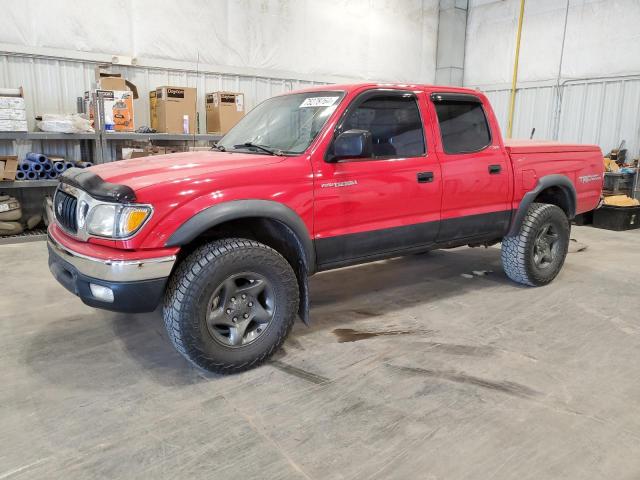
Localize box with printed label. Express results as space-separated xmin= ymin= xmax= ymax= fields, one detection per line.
xmin=206 ymin=92 xmax=245 ymax=134
xmin=85 ymin=90 xmax=135 ymax=132
xmin=154 ymin=86 xmax=197 ymax=134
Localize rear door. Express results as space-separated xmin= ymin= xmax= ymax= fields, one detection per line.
xmin=312 ymin=88 xmax=442 ymax=268
xmin=429 ymin=93 xmax=512 ymax=241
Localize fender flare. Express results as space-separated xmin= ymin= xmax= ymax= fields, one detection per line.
xmin=166 ymin=199 xmax=316 ymax=273
xmin=166 ymin=200 xmax=315 ymax=325
xmin=507 ymin=174 xmax=577 ymax=237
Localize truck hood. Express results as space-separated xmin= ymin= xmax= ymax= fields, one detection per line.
xmin=89 ymin=151 xmax=285 ymax=191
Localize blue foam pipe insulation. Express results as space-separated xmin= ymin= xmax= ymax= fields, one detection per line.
xmin=53 ymin=162 xmax=66 ymax=172
xmin=47 ymin=170 xmax=59 ymax=179
xmin=26 ymin=152 xmax=48 ymax=164
xmin=25 ymin=170 xmax=37 ymax=180
xmin=38 ymin=170 xmax=47 ymax=178
xmin=65 ymin=162 xmax=75 ymax=170
xmin=15 ymin=171 xmax=27 ymax=180
xmin=76 ymin=162 xmax=94 ymax=168
xmin=42 ymin=160 xmax=53 ymax=171
xmin=28 ymin=162 xmax=43 ymax=172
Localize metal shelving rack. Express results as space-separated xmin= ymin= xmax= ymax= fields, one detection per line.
xmin=0 ymin=180 xmax=58 ymax=188
xmin=102 ymin=132 xmax=222 ymax=142
xmin=1 ymin=128 xmax=223 ymax=244
xmin=0 ymin=132 xmax=98 ymax=141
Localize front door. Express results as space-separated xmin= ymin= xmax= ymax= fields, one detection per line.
xmin=312 ymin=88 xmax=442 ymax=269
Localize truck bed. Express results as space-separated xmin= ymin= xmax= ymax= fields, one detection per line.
xmin=505 ymin=139 xmax=604 ymax=215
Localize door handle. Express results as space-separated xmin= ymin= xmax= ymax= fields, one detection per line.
xmin=488 ymin=164 xmax=502 ymax=174
xmin=417 ymin=171 xmax=434 ymax=183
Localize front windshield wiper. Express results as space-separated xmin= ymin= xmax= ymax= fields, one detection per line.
xmin=212 ymin=143 xmax=226 ymax=152
xmin=233 ymin=142 xmax=282 ymax=156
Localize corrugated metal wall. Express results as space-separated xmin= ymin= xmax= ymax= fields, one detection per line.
xmin=4 ymin=52 xmax=639 ymax=161
xmin=0 ymin=53 xmax=327 ymax=160
xmin=481 ymin=75 xmax=640 ymax=158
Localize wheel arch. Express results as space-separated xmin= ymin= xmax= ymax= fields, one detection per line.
xmin=507 ymin=174 xmax=576 ymax=237
xmin=165 ymin=200 xmax=315 ymax=324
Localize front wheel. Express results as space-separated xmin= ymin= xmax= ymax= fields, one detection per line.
xmin=163 ymin=238 xmax=299 ymax=374
xmin=501 ymin=203 xmax=570 ymax=286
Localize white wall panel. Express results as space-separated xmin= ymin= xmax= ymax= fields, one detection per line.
xmin=0 ymin=0 xmax=439 ymax=84
xmin=465 ymin=0 xmax=640 ymax=88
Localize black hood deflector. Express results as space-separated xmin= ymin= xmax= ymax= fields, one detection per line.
xmin=60 ymin=168 xmax=136 ymax=203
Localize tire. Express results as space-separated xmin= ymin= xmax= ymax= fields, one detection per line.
xmin=501 ymin=203 xmax=570 ymax=287
xmin=163 ymin=238 xmax=299 ymax=374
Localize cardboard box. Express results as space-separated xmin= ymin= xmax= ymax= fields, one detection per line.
xmin=155 ymin=86 xmax=196 ymax=134
xmin=99 ymin=77 xmax=127 ymax=91
xmin=206 ymin=92 xmax=245 ymax=134
xmin=0 ymin=109 xmax=27 ymax=121
xmin=130 ymin=146 xmax=183 ymax=159
xmin=0 ymin=120 xmax=27 ymax=132
xmin=149 ymin=90 xmax=158 ymax=130
xmin=85 ymin=90 xmax=135 ymax=132
xmin=94 ymin=69 xmax=138 ymax=99
xmin=0 ymin=156 xmax=18 ymax=180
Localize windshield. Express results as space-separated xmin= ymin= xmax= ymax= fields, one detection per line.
xmin=218 ymin=91 xmax=345 ymax=154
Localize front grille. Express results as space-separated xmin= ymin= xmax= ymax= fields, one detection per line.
xmin=54 ymin=189 xmax=78 ymax=233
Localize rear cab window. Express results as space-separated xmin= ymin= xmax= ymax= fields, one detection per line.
xmin=431 ymin=93 xmax=492 ymax=154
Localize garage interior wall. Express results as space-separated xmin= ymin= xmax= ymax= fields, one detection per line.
xmin=0 ymin=0 xmax=439 ymax=139
xmin=465 ymin=0 xmax=640 ymax=157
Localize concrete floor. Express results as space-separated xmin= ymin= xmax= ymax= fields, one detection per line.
xmin=1 ymin=226 xmax=640 ymax=479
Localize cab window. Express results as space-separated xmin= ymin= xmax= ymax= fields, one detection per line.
xmin=341 ymin=93 xmax=426 ymax=158
xmin=433 ymin=97 xmax=491 ymax=154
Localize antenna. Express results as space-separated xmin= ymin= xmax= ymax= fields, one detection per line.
xmin=530 ymin=127 xmax=536 ymax=139
xmin=194 ymin=50 xmax=200 ymax=149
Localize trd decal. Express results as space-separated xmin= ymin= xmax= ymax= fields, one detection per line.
xmin=578 ymin=174 xmax=602 ymax=183
xmin=321 ymin=180 xmax=358 ymax=188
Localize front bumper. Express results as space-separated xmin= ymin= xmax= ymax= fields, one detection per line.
xmin=47 ymin=234 xmax=176 ymax=313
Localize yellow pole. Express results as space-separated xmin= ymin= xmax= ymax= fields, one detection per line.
xmin=507 ymin=0 xmax=526 ymax=139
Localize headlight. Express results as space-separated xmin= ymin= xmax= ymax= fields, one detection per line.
xmin=86 ymin=204 xmax=152 ymax=238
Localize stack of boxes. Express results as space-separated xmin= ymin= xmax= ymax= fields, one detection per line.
xmin=149 ymin=88 xmax=245 ymax=135
xmin=0 ymin=88 xmax=27 ymax=132
xmin=84 ymin=72 xmax=137 ymax=132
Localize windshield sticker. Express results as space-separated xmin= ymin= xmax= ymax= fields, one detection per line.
xmin=300 ymin=96 xmax=339 ymax=108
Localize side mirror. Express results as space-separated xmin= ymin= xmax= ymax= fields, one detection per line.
xmin=328 ymin=129 xmax=372 ymax=162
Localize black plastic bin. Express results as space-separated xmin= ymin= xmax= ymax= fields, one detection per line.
xmin=603 ymin=172 xmax=635 ymax=194
xmin=592 ymin=205 xmax=640 ymax=231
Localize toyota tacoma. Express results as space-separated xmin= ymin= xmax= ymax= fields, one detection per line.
xmin=48 ymin=83 xmax=604 ymax=373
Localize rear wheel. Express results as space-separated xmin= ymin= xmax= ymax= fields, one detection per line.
xmin=163 ymin=238 xmax=299 ymax=374
xmin=501 ymin=203 xmax=570 ymax=286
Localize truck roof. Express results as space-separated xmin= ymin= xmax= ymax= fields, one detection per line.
xmin=289 ymin=83 xmax=481 ymax=95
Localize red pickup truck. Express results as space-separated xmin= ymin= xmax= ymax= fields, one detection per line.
xmin=48 ymin=83 xmax=604 ymax=373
